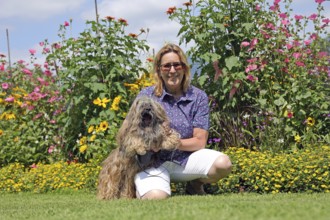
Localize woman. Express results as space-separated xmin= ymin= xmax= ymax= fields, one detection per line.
xmin=135 ymin=43 xmax=232 ymax=199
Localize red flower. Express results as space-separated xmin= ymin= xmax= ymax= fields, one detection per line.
xmin=183 ymin=2 xmax=192 ymax=7
xmin=128 ymin=33 xmax=138 ymax=38
xmin=105 ymin=16 xmax=115 ymax=21
xmin=166 ymin=7 xmax=176 ymax=15
xmin=118 ymin=18 xmax=128 ymax=26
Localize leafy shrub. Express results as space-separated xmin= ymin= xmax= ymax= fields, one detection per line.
xmin=168 ymin=0 xmax=330 ymax=152
xmin=44 ymin=17 xmax=151 ymax=162
xmin=1 ymin=146 xmax=328 ymax=194
xmin=0 ymin=18 xmax=154 ymax=165
xmin=0 ymin=54 xmax=67 ymax=165
xmin=218 ymin=145 xmax=330 ymax=194
xmin=0 ymin=160 xmax=101 ymax=193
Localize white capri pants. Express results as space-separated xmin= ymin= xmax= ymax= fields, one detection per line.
xmin=134 ymin=149 xmax=224 ymax=197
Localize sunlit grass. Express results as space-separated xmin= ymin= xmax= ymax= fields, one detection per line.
xmin=0 ymin=191 xmax=329 ymax=220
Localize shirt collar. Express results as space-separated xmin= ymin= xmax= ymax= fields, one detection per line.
xmin=160 ymin=86 xmax=194 ymax=102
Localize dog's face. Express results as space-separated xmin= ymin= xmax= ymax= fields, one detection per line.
xmin=129 ymin=96 xmax=167 ymax=130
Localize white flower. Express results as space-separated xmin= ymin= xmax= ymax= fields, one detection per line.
xmin=277 ymin=139 xmax=284 ymax=143
xmin=243 ymin=114 xmax=250 ymax=119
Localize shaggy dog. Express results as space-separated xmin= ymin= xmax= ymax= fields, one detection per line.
xmin=97 ymin=96 xmax=181 ymax=200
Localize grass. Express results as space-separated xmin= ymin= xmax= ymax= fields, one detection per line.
xmin=0 ymin=191 xmax=329 ymax=220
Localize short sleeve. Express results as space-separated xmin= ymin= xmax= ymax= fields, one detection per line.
xmin=192 ymin=92 xmax=210 ymax=130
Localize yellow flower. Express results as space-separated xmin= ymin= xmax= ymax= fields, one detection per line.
xmin=294 ymin=135 xmax=301 ymax=143
xmin=88 ymin=125 xmax=94 ymax=134
xmin=99 ymin=121 xmax=109 ymax=132
xmin=79 ymin=145 xmax=88 ymax=153
xmin=93 ymin=97 xmax=110 ymax=108
xmin=0 ymin=129 xmax=3 ymax=136
xmin=79 ymin=136 xmax=87 ymax=145
xmin=306 ymin=117 xmax=315 ymax=127
xmin=90 ymin=134 xmax=96 ymax=142
xmin=110 ymin=96 xmax=121 ymax=111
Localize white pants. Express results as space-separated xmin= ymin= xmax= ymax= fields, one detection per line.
xmin=134 ymin=149 xmax=223 ymax=196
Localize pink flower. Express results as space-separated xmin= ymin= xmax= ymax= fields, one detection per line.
xmin=48 ymin=145 xmax=55 ymax=154
xmin=266 ymin=23 xmax=275 ymax=30
xmin=293 ymin=52 xmax=301 ymax=59
xmin=44 ymin=70 xmax=52 ymax=77
xmin=295 ymin=61 xmax=305 ymax=67
xmin=64 ymin=21 xmax=70 ymax=26
xmin=49 ymin=120 xmax=56 ymax=124
xmin=241 ymin=41 xmax=250 ymax=47
xmin=304 ymin=40 xmax=312 ymax=45
xmin=5 ymin=96 xmax=14 ymax=102
xmin=281 ymin=19 xmax=290 ymax=26
xmin=43 ymin=48 xmax=50 ymax=53
xmin=279 ymin=13 xmax=287 ymax=19
xmin=274 ymin=0 xmax=281 ymax=4
xmin=286 ymin=43 xmax=293 ymax=50
xmin=39 ymin=42 xmax=44 ymax=47
xmin=245 ymin=64 xmax=258 ymax=73
xmin=315 ymin=0 xmax=325 ymax=4
xmin=287 ymin=112 xmax=294 ymax=118
xmin=255 ymin=4 xmax=261 ymax=11
xmin=322 ymin=18 xmax=330 ymax=25
xmin=30 ymin=164 xmax=37 ymax=168
xmin=308 ymin=14 xmax=317 ymax=21
xmin=0 ymin=64 xmax=4 ymax=71
xmin=294 ymin=15 xmax=304 ymax=21
xmin=29 ymin=49 xmax=36 ymax=55
xmin=40 ymin=78 xmax=49 ymax=86
xmin=310 ymin=33 xmax=318 ymax=40
xmin=23 ymin=68 xmax=33 ymax=76
xmin=2 ymin=83 xmax=9 ymax=90
xmin=246 ymin=74 xmax=258 ymax=82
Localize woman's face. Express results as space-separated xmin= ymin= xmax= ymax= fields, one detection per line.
xmin=158 ymin=52 xmax=185 ymax=93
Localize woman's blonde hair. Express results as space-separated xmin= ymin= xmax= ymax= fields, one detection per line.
xmin=153 ymin=43 xmax=191 ymax=97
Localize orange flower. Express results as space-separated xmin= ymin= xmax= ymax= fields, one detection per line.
xmin=105 ymin=16 xmax=115 ymax=21
xmin=183 ymin=2 xmax=192 ymax=6
xmin=166 ymin=7 xmax=176 ymax=15
xmin=128 ymin=33 xmax=138 ymax=38
xmin=118 ymin=18 xmax=128 ymax=26
xmin=146 ymin=57 xmax=154 ymax=62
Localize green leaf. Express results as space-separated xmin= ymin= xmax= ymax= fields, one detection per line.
xmin=225 ymin=56 xmax=239 ymax=70
xmin=84 ymin=83 xmax=108 ymax=93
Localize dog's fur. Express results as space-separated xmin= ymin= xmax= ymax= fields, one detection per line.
xmin=97 ymin=96 xmax=181 ymax=200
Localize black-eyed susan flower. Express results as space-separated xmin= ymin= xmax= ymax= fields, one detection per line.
xmin=99 ymin=121 xmax=109 ymax=132
xmin=306 ymin=117 xmax=315 ymax=127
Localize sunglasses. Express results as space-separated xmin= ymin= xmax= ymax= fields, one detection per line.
xmin=159 ymin=62 xmax=185 ymax=72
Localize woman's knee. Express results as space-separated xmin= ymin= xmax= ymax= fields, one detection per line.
xmin=140 ymin=189 xmax=169 ymax=200
xmin=208 ymin=154 xmax=232 ymax=179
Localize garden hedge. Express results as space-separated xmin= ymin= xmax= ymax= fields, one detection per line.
xmin=1 ymin=146 xmax=328 ymax=194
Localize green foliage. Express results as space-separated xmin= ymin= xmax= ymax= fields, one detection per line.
xmin=169 ymin=0 xmax=330 ymax=152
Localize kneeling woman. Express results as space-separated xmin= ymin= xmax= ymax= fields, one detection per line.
xmin=135 ymin=43 xmax=232 ymax=199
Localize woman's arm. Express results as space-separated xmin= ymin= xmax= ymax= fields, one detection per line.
xmin=178 ymin=128 xmax=209 ymax=152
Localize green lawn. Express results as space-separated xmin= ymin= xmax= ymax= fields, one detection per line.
xmin=0 ymin=191 xmax=329 ymax=220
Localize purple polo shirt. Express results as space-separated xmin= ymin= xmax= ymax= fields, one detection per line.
xmin=137 ymin=85 xmax=210 ymax=167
